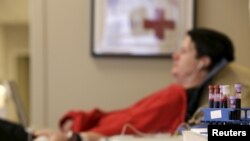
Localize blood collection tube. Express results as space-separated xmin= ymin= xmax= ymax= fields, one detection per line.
xmin=213 ymin=85 xmax=220 ymax=108
xmin=220 ymin=85 xmax=230 ymax=108
xmin=208 ymin=85 xmax=214 ymax=108
xmin=229 ymin=95 xmax=236 ymax=120
xmin=235 ymin=83 xmax=242 ymax=120
xmin=219 ymin=85 xmax=223 ymax=108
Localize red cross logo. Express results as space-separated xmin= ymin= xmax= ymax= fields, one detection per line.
xmin=143 ymin=9 xmax=175 ymax=40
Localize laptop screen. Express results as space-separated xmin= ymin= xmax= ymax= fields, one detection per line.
xmin=3 ymin=81 xmax=28 ymax=127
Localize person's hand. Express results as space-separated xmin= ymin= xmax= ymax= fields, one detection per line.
xmin=34 ymin=129 xmax=67 ymax=141
xmin=61 ymin=120 xmax=73 ymax=132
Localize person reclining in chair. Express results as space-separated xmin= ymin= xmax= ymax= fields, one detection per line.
xmin=0 ymin=28 xmax=244 ymax=141
xmin=33 ymin=28 xmax=249 ymax=141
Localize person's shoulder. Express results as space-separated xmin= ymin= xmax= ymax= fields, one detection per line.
xmin=167 ymin=83 xmax=186 ymax=91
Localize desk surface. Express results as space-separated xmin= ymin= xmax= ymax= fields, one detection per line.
xmin=102 ymin=134 xmax=183 ymax=141
xmin=183 ymin=131 xmax=207 ymax=141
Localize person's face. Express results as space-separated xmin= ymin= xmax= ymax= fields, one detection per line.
xmin=171 ymin=36 xmax=201 ymax=84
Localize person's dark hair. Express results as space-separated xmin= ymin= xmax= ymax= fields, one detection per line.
xmin=187 ymin=28 xmax=235 ymax=70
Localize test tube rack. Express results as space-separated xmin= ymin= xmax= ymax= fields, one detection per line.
xmin=201 ymin=108 xmax=250 ymax=125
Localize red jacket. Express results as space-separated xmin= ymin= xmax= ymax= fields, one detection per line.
xmin=59 ymin=84 xmax=187 ymax=136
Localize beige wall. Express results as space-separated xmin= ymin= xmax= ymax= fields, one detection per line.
xmin=0 ymin=0 xmax=29 ymax=81
xmin=0 ymin=0 xmax=29 ymax=123
xmin=196 ymin=0 xmax=250 ymax=67
xmin=0 ymin=0 xmax=28 ymax=24
xmin=30 ymin=0 xmax=250 ymax=129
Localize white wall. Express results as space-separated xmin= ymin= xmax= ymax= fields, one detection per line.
xmin=30 ymin=0 xmax=250 ymax=129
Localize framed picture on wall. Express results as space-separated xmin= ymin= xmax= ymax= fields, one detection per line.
xmin=91 ymin=0 xmax=196 ymax=57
